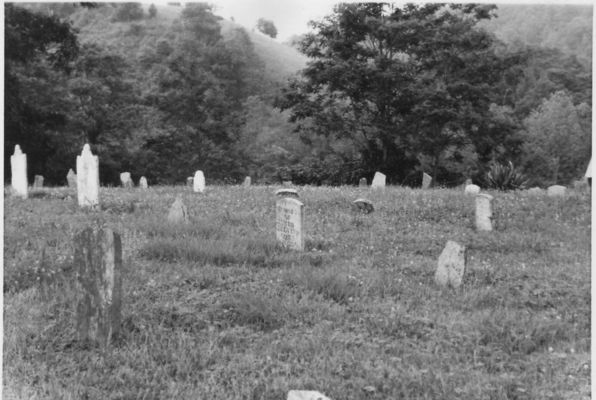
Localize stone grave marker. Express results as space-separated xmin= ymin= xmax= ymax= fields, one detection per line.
xmin=120 ymin=172 xmax=133 ymax=188
xmin=33 ymin=175 xmax=44 ymax=189
xmin=283 ymin=180 xmax=293 ymax=186
xmin=275 ymin=188 xmax=299 ymax=198
xmin=359 ymin=177 xmax=367 ymax=187
xmin=475 ymin=194 xmax=494 ymax=231
xmin=527 ymin=187 xmax=544 ymax=196
xmin=435 ymin=241 xmax=466 ymax=288
xmin=371 ymin=172 xmax=386 ymax=189
xmin=547 ymin=185 xmax=566 ymax=197
xmin=287 ymin=391 xmax=333 ymax=400
xmin=139 ymin=176 xmax=148 ymax=189
xmin=465 ymin=178 xmax=472 ymax=185
xmin=167 ymin=197 xmax=189 ymax=224
xmin=422 ymin=172 xmax=432 ymax=189
xmin=76 ymin=144 xmax=99 ymax=207
xmin=67 ymin=168 xmax=77 ymax=188
xmin=585 ymin=157 xmax=592 ymax=186
xmin=74 ymin=226 xmax=122 ymax=347
xmin=243 ymin=176 xmax=251 ymax=186
xmin=10 ymin=145 xmax=28 ymax=199
xmin=276 ymin=197 xmax=304 ymax=251
xmin=186 ymin=177 xmax=194 ymax=187
xmin=465 ymin=184 xmax=480 ymax=195
xmin=193 ymin=170 xmax=205 ymax=193
xmin=352 ymin=198 xmax=374 ymax=214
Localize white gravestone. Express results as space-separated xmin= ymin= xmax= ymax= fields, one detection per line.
xmin=287 ymin=391 xmax=333 ymax=400
xmin=276 ymin=198 xmax=304 ymax=251
xmin=10 ymin=145 xmax=28 ymax=199
xmin=547 ymin=185 xmax=566 ymax=197
xmin=475 ymin=194 xmax=494 ymax=231
xmin=465 ymin=184 xmax=480 ymax=194
xmin=371 ymin=172 xmax=386 ymax=189
xmin=139 ymin=176 xmax=148 ymax=189
xmin=435 ymin=241 xmax=467 ymax=288
xmin=193 ymin=170 xmax=205 ymax=193
xmin=33 ymin=175 xmax=44 ymax=188
xmin=120 ymin=172 xmax=133 ymax=188
xmin=422 ymin=172 xmax=432 ymax=189
xmin=76 ymin=144 xmax=100 ymax=207
xmin=243 ymin=176 xmax=251 ymax=186
xmin=67 ymin=168 xmax=77 ymax=188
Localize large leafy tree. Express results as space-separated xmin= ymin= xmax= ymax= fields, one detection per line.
xmin=280 ymin=3 xmax=520 ymax=185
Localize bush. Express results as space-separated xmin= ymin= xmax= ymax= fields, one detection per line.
xmin=485 ymin=161 xmax=528 ymax=190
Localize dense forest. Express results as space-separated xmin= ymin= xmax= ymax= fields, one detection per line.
xmin=5 ymin=3 xmax=592 ymax=187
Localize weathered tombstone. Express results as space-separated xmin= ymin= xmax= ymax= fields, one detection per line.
xmin=371 ymin=172 xmax=386 ymax=189
xmin=76 ymin=144 xmax=99 ymax=207
xmin=67 ymin=168 xmax=77 ymax=188
xmin=283 ymin=180 xmax=293 ymax=186
xmin=276 ymin=197 xmax=304 ymax=251
xmin=435 ymin=241 xmax=466 ymax=288
xmin=167 ymin=197 xmax=189 ymax=224
xmin=193 ymin=170 xmax=205 ymax=193
xmin=243 ymin=176 xmax=251 ymax=187
xmin=465 ymin=184 xmax=480 ymax=195
xmin=527 ymin=187 xmax=544 ymax=196
xmin=275 ymin=188 xmax=299 ymax=198
xmin=10 ymin=145 xmax=28 ymax=199
xmin=287 ymin=391 xmax=333 ymax=400
xmin=475 ymin=194 xmax=494 ymax=231
xmin=352 ymin=198 xmax=374 ymax=214
xmin=359 ymin=177 xmax=367 ymax=187
xmin=422 ymin=172 xmax=432 ymax=189
xmin=73 ymin=226 xmax=122 ymax=347
xmin=465 ymin=178 xmax=473 ymax=186
xmin=120 ymin=172 xmax=133 ymax=188
xmin=33 ymin=175 xmax=44 ymax=189
xmin=186 ymin=177 xmax=194 ymax=187
xmin=139 ymin=176 xmax=148 ymax=189
xmin=547 ymin=185 xmax=566 ymax=197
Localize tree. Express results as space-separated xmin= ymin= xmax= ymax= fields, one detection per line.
xmin=256 ymin=18 xmax=278 ymax=38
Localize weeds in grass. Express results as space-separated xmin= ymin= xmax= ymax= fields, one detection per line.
xmin=283 ymin=265 xmax=360 ymax=305
xmin=215 ymin=292 xmax=286 ymax=331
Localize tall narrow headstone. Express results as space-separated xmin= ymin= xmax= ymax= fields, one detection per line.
xmin=371 ymin=172 xmax=386 ymax=189
xmin=10 ymin=145 xmax=28 ymax=199
xmin=76 ymin=144 xmax=99 ymax=207
xmin=359 ymin=177 xmax=367 ymax=187
xmin=167 ymin=197 xmax=189 ymax=224
xmin=435 ymin=241 xmax=466 ymax=288
xmin=67 ymin=168 xmax=77 ymax=188
xmin=120 ymin=172 xmax=133 ymax=188
xmin=276 ymin=198 xmax=304 ymax=251
xmin=193 ymin=170 xmax=205 ymax=193
xmin=422 ymin=172 xmax=432 ymax=189
xmin=139 ymin=176 xmax=148 ymax=189
xmin=475 ymin=194 xmax=494 ymax=231
xmin=243 ymin=176 xmax=251 ymax=186
xmin=73 ymin=226 xmax=122 ymax=347
xmin=33 ymin=175 xmax=44 ymax=189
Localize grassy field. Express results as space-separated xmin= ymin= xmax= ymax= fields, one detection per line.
xmin=3 ymin=185 xmax=591 ymax=399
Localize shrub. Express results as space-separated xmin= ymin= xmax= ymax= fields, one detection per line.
xmin=485 ymin=161 xmax=528 ymax=190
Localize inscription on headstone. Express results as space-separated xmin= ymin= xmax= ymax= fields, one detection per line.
xmin=475 ymin=194 xmax=494 ymax=231
xmin=422 ymin=172 xmax=432 ymax=189
xmin=193 ymin=170 xmax=205 ymax=193
xmin=76 ymin=144 xmax=100 ymax=207
xmin=371 ymin=172 xmax=386 ymax=189
xmin=276 ymin=198 xmax=304 ymax=251
xmin=10 ymin=145 xmax=28 ymax=199
xmin=435 ymin=241 xmax=466 ymax=288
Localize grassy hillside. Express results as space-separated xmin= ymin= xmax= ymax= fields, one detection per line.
xmin=4 ymin=185 xmax=590 ymax=399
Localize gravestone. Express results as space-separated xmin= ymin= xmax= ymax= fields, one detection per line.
xmin=287 ymin=391 xmax=333 ymax=400
xmin=276 ymin=197 xmax=304 ymax=251
xmin=465 ymin=178 xmax=473 ymax=186
xmin=186 ymin=177 xmax=194 ymax=187
xmin=435 ymin=241 xmax=466 ymax=288
xmin=527 ymin=187 xmax=544 ymax=196
xmin=120 ymin=172 xmax=133 ymax=188
xmin=371 ymin=172 xmax=386 ymax=189
xmin=67 ymin=169 xmax=77 ymax=188
xmin=33 ymin=175 xmax=44 ymax=189
xmin=422 ymin=172 xmax=432 ymax=189
xmin=475 ymin=194 xmax=494 ymax=231
xmin=359 ymin=177 xmax=367 ymax=187
xmin=73 ymin=226 xmax=122 ymax=347
xmin=76 ymin=144 xmax=99 ymax=207
xmin=243 ymin=176 xmax=251 ymax=186
xmin=352 ymin=198 xmax=374 ymax=214
xmin=283 ymin=180 xmax=293 ymax=186
xmin=465 ymin=184 xmax=480 ymax=195
xmin=585 ymin=157 xmax=592 ymax=186
xmin=10 ymin=145 xmax=28 ymax=199
xmin=193 ymin=170 xmax=205 ymax=193
xmin=167 ymin=197 xmax=189 ymax=224
xmin=139 ymin=176 xmax=148 ymax=189
xmin=275 ymin=188 xmax=299 ymax=198
xmin=547 ymin=185 xmax=566 ymax=197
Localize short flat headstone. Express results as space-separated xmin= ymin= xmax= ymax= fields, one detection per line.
xmin=120 ymin=172 xmax=133 ymax=188
xmin=186 ymin=177 xmax=194 ymax=187
xmin=33 ymin=175 xmax=44 ymax=189
xmin=276 ymin=197 xmax=304 ymax=251
xmin=422 ymin=172 xmax=432 ymax=189
xmin=74 ymin=226 xmax=122 ymax=347
xmin=371 ymin=172 xmax=386 ymax=189
xmin=76 ymin=144 xmax=100 ymax=207
xmin=193 ymin=170 xmax=205 ymax=193
xmin=435 ymin=241 xmax=466 ymax=288
xmin=547 ymin=185 xmax=566 ymax=197
xmin=10 ymin=145 xmax=28 ymax=199
xmin=465 ymin=184 xmax=480 ymax=195
xmin=243 ymin=176 xmax=251 ymax=186
xmin=167 ymin=197 xmax=189 ymax=224
xmin=475 ymin=194 xmax=494 ymax=231
xmin=139 ymin=176 xmax=148 ymax=189
xmin=527 ymin=187 xmax=544 ymax=196
xmin=275 ymin=188 xmax=299 ymax=198
xmin=287 ymin=391 xmax=333 ymax=400
xmin=67 ymin=168 xmax=77 ymax=188
xmin=352 ymin=198 xmax=374 ymax=213
xmin=359 ymin=177 xmax=367 ymax=187
xmin=283 ymin=180 xmax=293 ymax=187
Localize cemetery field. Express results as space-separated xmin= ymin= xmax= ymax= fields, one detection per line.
xmin=3 ymin=185 xmax=591 ymax=400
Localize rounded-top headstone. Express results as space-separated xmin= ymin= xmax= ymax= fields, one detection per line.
xmin=10 ymin=144 xmax=28 ymax=198
xmin=167 ymin=196 xmax=189 ymax=223
xmin=193 ymin=170 xmax=205 ymax=193
xmin=76 ymin=143 xmax=100 ymax=207
xmin=435 ymin=240 xmax=467 ymax=288
xmin=352 ymin=198 xmax=374 ymax=213
xmin=358 ymin=177 xmax=367 ymax=187
xmin=275 ymin=188 xmax=299 ymax=198
xmin=527 ymin=187 xmax=544 ymax=196
xmin=14 ymin=145 xmax=22 ymax=155
xmin=547 ymin=185 xmax=566 ymax=197
xmin=120 ymin=172 xmax=133 ymax=188
xmin=139 ymin=176 xmax=148 ymax=189
xmin=465 ymin=184 xmax=480 ymax=194
xmin=244 ymin=176 xmax=251 ymax=186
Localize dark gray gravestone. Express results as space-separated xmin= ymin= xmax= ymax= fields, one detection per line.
xmin=74 ymin=227 xmax=122 ymax=346
xmin=359 ymin=177 xmax=367 ymax=187
xmin=67 ymin=169 xmax=77 ymax=188
xmin=422 ymin=172 xmax=432 ymax=189
xmin=186 ymin=177 xmax=194 ymax=187
xmin=275 ymin=188 xmax=299 ymax=198
xmin=33 ymin=175 xmax=44 ymax=188
xmin=352 ymin=198 xmax=374 ymax=214
xmin=167 ymin=196 xmax=189 ymax=224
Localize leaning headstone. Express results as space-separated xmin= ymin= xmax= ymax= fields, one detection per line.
xmin=167 ymin=197 xmax=189 ymax=224
xmin=527 ymin=187 xmax=544 ymax=196
xmin=287 ymin=391 xmax=333 ymax=400
xmin=435 ymin=241 xmax=466 ymax=288
xmin=186 ymin=177 xmax=194 ymax=187
xmin=67 ymin=168 xmax=77 ymax=188
xmin=465 ymin=184 xmax=480 ymax=195
xmin=193 ymin=170 xmax=205 ymax=193
xmin=422 ymin=172 xmax=432 ymax=189
xmin=352 ymin=198 xmax=374 ymax=214
xmin=359 ymin=177 xmax=367 ymax=187
xmin=76 ymin=144 xmax=99 ymax=207
xmin=275 ymin=188 xmax=299 ymax=198
xmin=475 ymin=194 xmax=494 ymax=231
xmin=33 ymin=175 xmax=44 ymax=189
xmin=73 ymin=226 xmax=122 ymax=347
xmin=10 ymin=145 xmax=28 ymax=199
xmin=243 ymin=176 xmax=251 ymax=187
xmin=276 ymin=197 xmax=304 ymax=251
xmin=139 ymin=176 xmax=148 ymax=189
xmin=120 ymin=172 xmax=133 ymax=188
xmin=547 ymin=185 xmax=566 ymax=197
xmin=371 ymin=172 xmax=386 ymax=189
